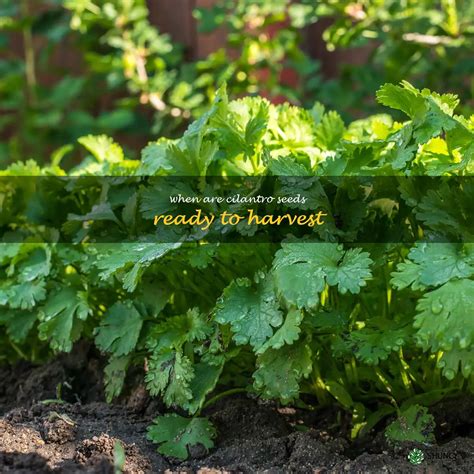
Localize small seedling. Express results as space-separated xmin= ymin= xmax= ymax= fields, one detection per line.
xmin=113 ymin=440 xmax=126 ymax=474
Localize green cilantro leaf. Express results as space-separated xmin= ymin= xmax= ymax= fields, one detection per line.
xmin=385 ymin=404 xmax=435 ymax=443
xmin=104 ymin=355 xmax=130 ymax=403
xmin=9 ymin=280 xmax=47 ymax=310
xmin=314 ymin=110 xmax=345 ymax=150
xmin=273 ymin=243 xmax=372 ymax=309
xmin=376 ymin=81 xmax=427 ymax=120
xmin=437 ymin=349 xmax=474 ymax=380
xmin=337 ymin=323 xmax=411 ymax=365
xmin=391 ymin=243 xmax=474 ymax=290
xmin=256 ymin=308 xmax=303 ymax=354
xmin=95 ymin=243 xmax=181 ymax=292
xmin=214 ymin=276 xmax=283 ymax=351
xmin=414 ymin=279 xmax=474 ymax=352
xmin=0 ymin=310 xmax=37 ymax=343
xmin=147 ymin=414 xmax=216 ymax=460
xmin=95 ymin=301 xmax=143 ymax=356
xmin=184 ymin=361 xmax=224 ymax=414
xmin=78 ymin=135 xmax=124 ymax=163
xmin=253 ymin=342 xmax=312 ymax=403
xmin=38 ymin=288 xmax=91 ymax=352
xmin=145 ymin=350 xmax=194 ymax=407
xmin=146 ymin=308 xmax=212 ymax=353
xmin=17 ymin=247 xmax=51 ymax=282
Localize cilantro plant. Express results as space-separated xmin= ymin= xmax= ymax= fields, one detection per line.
xmin=1 ymin=82 xmax=473 ymax=460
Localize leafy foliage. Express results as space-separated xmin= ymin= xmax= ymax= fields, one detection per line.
xmin=385 ymin=405 xmax=435 ymax=443
xmin=94 ymin=301 xmax=143 ymax=357
xmin=314 ymin=0 xmax=474 ymax=115
xmin=0 ymin=83 xmax=473 ymax=459
xmin=215 ymin=275 xmax=283 ymax=351
xmin=147 ymin=414 xmax=216 ymax=460
xmin=273 ymin=243 xmax=372 ymax=309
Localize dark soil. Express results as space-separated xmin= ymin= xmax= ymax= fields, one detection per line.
xmin=1 ymin=345 xmax=473 ymax=473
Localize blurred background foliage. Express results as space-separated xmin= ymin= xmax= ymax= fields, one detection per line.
xmin=0 ymin=0 xmax=473 ymax=165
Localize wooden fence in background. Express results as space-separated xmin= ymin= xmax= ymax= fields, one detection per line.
xmin=6 ymin=0 xmax=373 ymax=106
xmin=8 ymin=0 xmax=369 ymax=82
xmin=147 ymin=0 xmax=370 ymax=76
xmin=3 ymin=0 xmax=372 ymax=156
xmin=148 ymin=0 xmax=225 ymax=60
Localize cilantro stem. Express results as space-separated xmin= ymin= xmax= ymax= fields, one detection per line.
xmin=9 ymin=340 xmax=27 ymax=360
xmin=250 ymin=154 xmax=259 ymax=174
xmin=200 ymin=388 xmax=248 ymax=413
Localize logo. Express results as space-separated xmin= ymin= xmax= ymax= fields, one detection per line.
xmin=408 ymin=448 xmax=425 ymax=465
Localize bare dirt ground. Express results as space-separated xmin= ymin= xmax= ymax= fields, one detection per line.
xmin=1 ymin=344 xmax=473 ymax=473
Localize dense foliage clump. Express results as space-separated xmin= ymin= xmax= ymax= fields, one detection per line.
xmin=0 ymin=82 xmax=473 ymax=458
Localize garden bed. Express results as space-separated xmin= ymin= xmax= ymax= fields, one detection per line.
xmin=1 ymin=345 xmax=473 ymax=473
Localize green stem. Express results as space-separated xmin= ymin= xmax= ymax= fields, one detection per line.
xmin=249 ymin=153 xmax=259 ymax=173
xmin=200 ymin=388 xmax=247 ymax=413
xmin=10 ymin=340 xmax=27 ymax=359
xmin=311 ymin=364 xmax=330 ymax=406
xmin=21 ymin=0 xmax=37 ymax=106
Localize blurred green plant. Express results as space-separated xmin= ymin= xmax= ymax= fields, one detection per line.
xmin=1 ymin=0 xmax=321 ymax=164
xmin=65 ymin=0 xmax=321 ymax=130
xmin=314 ymin=0 xmax=474 ymax=113
xmin=189 ymin=0 xmax=474 ymax=115
xmin=193 ymin=0 xmax=320 ymax=104
xmin=0 ymin=0 xmax=154 ymax=164
xmin=64 ymin=0 xmax=193 ymax=136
